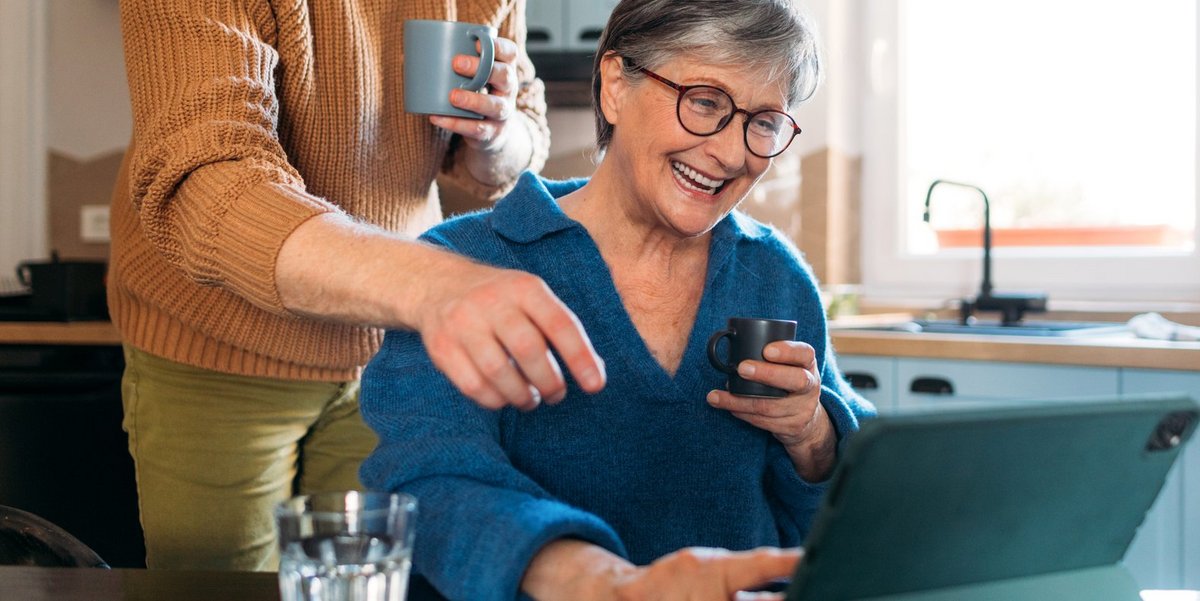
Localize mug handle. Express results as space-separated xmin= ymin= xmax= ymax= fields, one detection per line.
xmin=706 ymin=329 xmax=736 ymax=374
xmin=15 ymin=262 xmax=31 ymax=287
xmin=462 ymin=26 xmax=495 ymax=92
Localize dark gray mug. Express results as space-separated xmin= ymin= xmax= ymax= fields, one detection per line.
xmin=707 ymin=317 xmax=798 ymax=398
xmin=403 ymin=19 xmax=496 ymax=119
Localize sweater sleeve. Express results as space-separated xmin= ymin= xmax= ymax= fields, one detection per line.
xmin=118 ymin=0 xmax=336 ymax=314
xmin=439 ymin=0 xmax=551 ymax=200
xmin=359 ymin=329 xmax=626 ymax=601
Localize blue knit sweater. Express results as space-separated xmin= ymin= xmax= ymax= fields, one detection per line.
xmin=360 ymin=173 xmax=875 ymax=601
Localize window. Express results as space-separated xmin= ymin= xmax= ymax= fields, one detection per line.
xmin=860 ymin=0 xmax=1200 ymax=304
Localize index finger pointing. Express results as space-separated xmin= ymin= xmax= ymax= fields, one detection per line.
xmin=521 ymin=283 xmax=606 ymax=393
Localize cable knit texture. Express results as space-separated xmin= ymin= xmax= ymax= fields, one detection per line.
xmin=110 ymin=0 xmax=549 ymax=380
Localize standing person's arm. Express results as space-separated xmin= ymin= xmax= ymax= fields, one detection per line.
xmin=277 ymin=214 xmax=606 ymax=409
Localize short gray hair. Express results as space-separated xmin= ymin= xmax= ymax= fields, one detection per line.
xmin=590 ymin=0 xmax=822 ymax=152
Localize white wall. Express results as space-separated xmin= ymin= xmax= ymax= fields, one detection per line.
xmin=0 ymin=0 xmax=129 ymax=284
xmin=0 ymin=0 xmax=47 ymax=286
xmin=47 ymin=0 xmax=130 ymax=161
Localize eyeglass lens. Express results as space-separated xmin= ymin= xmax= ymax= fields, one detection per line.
xmin=679 ymin=86 xmax=795 ymax=157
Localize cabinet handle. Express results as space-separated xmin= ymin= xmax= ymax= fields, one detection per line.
xmin=578 ymin=29 xmax=603 ymax=42
xmin=843 ymin=372 xmax=879 ymax=391
xmin=527 ymin=30 xmax=551 ymax=43
xmin=910 ymin=377 xmax=954 ymax=395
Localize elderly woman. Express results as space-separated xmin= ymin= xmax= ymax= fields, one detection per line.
xmin=360 ymin=0 xmax=875 ymax=599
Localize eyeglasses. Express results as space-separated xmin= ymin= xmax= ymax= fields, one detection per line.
xmin=634 ymin=64 xmax=802 ymax=159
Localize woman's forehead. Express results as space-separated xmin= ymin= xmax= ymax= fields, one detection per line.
xmin=656 ymin=56 xmax=792 ymax=107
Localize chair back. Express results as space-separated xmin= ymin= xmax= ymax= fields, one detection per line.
xmin=0 ymin=505 xmax=110 ymax=568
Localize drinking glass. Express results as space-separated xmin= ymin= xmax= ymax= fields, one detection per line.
xmin=275 ymin=491 xmax=417 ymax=601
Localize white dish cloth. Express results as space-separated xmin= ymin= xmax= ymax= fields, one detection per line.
xmin=1128 ymin=312 xmax=1200 ymax=342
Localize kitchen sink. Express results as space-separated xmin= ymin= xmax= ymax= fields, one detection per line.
xmin=846 ymin=319 xmax=1129 ymax=337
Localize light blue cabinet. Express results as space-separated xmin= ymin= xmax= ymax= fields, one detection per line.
xmin=836 ymin=355 xmax=1120 ymax=411
xmin=893 ymin=358 xmax=1118 ymax=409
xmin=526 ymin=0 xmax=618 ymax=52
xmin=835 ymin=354 xmax=896 ymax=412
xmin=1121 ymin=369 xmax=1200 ymax=590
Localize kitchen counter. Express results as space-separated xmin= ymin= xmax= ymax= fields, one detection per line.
xmin=0 ymin=321 xmax=121 ymax=345
xmin=0 ymin=320 xmax=1197 ymax=372
xmin=831 ymin=329 xmax=1200 ymax=371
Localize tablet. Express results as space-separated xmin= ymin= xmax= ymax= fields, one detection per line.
xmin=785 ymin=395 xmax=1199 ymax=601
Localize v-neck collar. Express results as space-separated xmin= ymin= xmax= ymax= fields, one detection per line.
xmin=490 ymin=172 xmax=773 ymax=397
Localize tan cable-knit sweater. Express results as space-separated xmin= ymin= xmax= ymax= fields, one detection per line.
xmin=109 ymin=0 xmax=549 ymax=381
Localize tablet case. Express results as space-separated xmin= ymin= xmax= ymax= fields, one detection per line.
xmin=786 ymin=395 xmax=1199 ymax=601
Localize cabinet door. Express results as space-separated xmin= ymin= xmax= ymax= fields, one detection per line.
xmin=525 ymin=0 xmax=566 ymax=51
xmin=1121 ymin=369 xmax=1200 ymax=590
xmin=565 ymin=0 xmax=619 ymax=50
xmin=835 ymin=354 xmax=896 ymax=413
xmin=895 ymin=358 xmax=1119 ymax=409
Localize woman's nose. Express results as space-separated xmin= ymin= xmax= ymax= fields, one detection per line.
xmin=706 ymin=119 xmax=749 ymax=171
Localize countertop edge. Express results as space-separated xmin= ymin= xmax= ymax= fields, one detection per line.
xmin=2 ymin=321 xmax=1197 ymax=372
xmin=0 ymin=321 xmax=122 ymax=345
xmin=831 ymin=330 xmax=1200 ymax=371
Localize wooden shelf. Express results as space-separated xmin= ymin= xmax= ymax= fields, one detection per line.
xmin=0 ymin=321 xmax=120 ymax=345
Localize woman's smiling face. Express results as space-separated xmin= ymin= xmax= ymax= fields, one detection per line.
xmin=599 ymin=53 xmax=792 ymax=240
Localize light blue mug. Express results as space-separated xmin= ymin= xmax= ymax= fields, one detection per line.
xmin=403 ymin=19 xmax=497 ymax=120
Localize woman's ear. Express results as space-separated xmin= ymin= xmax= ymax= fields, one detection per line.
xmin=598 ymin=52 xmax=628 ymax=127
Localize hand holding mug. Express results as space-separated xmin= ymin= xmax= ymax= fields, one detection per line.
xmin=707 ymin=318 xmax=836 ymax=481
xmin=403 ymin=19 xmax=522 ymax=152
xmin=433 ymin=35 xmax=524 ymax=154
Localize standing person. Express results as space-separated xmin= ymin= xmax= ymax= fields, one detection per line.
xmin=111 ymin=0 xmax=605 ymax=571
xmin=360 ymin=0 xmax=876 ymax=599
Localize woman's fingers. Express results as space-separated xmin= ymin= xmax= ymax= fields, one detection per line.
xmin=737 ymin=341 xmax=820 ymax=396
xmin=615 ymin=547 xmax=802 ymax=600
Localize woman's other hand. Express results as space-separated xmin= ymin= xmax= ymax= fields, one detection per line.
xmin=522 ymin=540 xmax=801 ymax=601
xmin=706 ymin=340 xmax=837 ymax=481
xmin=428 ymin=36 xmax=533 ymax=185
xmin=614 ymin=546 xmax=800 ymax=601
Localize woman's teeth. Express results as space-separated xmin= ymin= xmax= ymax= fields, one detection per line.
xmin=672 ymin=161 xmax=725 ymax=195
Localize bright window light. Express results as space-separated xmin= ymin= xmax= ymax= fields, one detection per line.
xmin=903 ymin=0 xmax=1196 ymax=252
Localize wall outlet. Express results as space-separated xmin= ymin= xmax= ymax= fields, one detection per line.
xmin=80 ymin=204 xmax=111 ymax=243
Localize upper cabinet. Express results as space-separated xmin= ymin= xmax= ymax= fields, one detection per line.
xmin=526 ymin=0 xmax=618 ymax=104
xmin=527 ymin=0 xmax=617 ymax=55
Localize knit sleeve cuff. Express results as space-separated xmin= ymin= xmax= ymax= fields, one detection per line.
xmin=420 ymin=495 xmax=626 ymax=601
xmin=767 ymin=444 xmax=829 ymax=545
xmin=173 ymin=169 xmax=336 ymax=314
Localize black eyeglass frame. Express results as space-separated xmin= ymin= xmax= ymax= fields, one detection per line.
xmin=633 ymin=64 xmax=802 ymax=159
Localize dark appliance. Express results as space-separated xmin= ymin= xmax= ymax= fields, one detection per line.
xmin=0 ymin=344 xmax=145 ymax=567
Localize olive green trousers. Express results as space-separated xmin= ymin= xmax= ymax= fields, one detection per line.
xmin=120 ymin=346 xmax=377 ymax=571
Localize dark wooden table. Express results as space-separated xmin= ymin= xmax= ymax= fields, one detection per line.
xmin=0 ymin=566 xmax=448 ymax=601
xmin=0 ymin=566 xmax=278 ymax=601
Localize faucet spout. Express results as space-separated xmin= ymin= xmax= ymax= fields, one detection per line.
xmin=924 ymin=179 xmax=1048 ymax=325
xmin=925 ymin=179 xmax=993 ymax=297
